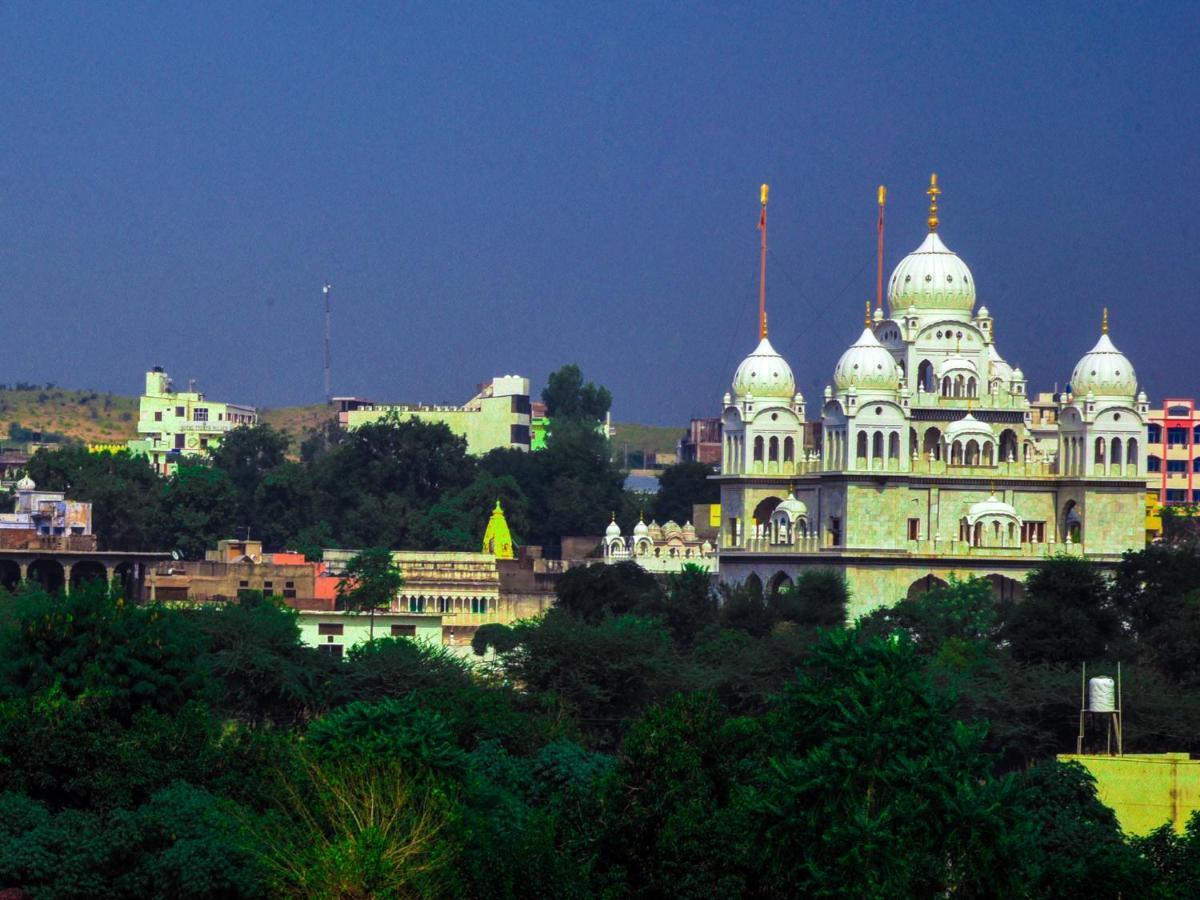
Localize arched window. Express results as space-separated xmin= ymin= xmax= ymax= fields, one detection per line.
xmin=942 ymin=376 xmax=952 ymax=396
xmin=1094 ymin=437 xmax=1106 ymax=466
xmin=999 ymin=429 xmax=1019 ymax=463
xmin=888 ymin=432 xmax=900 ymax=460
xmin=783 ymin=436 xmax=795 ymax=462
xmin=965 ymin=439 xmax=980 ymax=466
xmin=923 ymin=427 xmax=942 ymax=461
xmin=857 ymin=431 xmax=868 ymax=460
xmin=769 ymin=436 xmax=779 ymax=461
xmin=753 ymin=436 xmax=764 ymax=461
xmin=872 ymin=431 xmax=884 ymax=461
xmin=1111 ymin=437 xmax=1123 ymax=467
xmin=967 ymin=377 xmax=977 ymax=398
xmin=918 ymin=360 xmax=934 ymax=392
xmin=954 ymin=375 xmax=965 ymax=398
xmin=951 ymin=440 xmax=964 ymax=466
xmin=983 ymin=441 xmax=994 ymax=466
xmin=1148 ymin=454 xmax=1161 ymax=473
xmin=1128 ymin=439 xmax=1139 ymax=466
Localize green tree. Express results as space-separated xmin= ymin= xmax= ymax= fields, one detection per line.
xmin=650 ymin=461 xmax=719 ymax=526
xmin=207 ymin=423 xmax=291 ymax=535
xmin=337 ymin=548 xmax=404 ymax=642
xmin=554 ymin=560 xmax=662 ymax=624
xmin=1003 ymin=556 xmax=1122 ymax=664
xmin=417 ymin=473 xmax=529 ymax=551
xmin=25 ymin=446 xmax=162 ymax=551
xmin=158 ymin=464 xmax=240 ymax=559
xmin=542 ymin=363 xmax=612 ymax=423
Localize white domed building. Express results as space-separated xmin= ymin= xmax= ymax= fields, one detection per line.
xmin=714 ymin=176 xmax=1148 ymax=615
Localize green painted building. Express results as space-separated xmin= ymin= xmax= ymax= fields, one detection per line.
xmin=345 ymin=375 xmax=532 ymax=455
xmin=298 ymin=609 xmax=443 ymax=658
xmin=716 ymin=176 xmax=1148 ymax=619
xmin=128 ymin=367 xmax=256 ymax=475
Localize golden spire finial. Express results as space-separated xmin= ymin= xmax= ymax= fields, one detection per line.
xmin=926 ymin=172 xmax=941 ymax=232
xmin=763 ymin=311 xmax=768 ymax=337
xmin=864 ymin=301 xmax=871 ymax=328
xmin=1102 ymin=307 xmax=1109 ymax=335
xmin=761 ymin=183 xmax=769 ymax=206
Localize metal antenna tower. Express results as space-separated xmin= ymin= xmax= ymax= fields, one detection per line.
xmin=323 ymin=283 xmax=332 ymax=404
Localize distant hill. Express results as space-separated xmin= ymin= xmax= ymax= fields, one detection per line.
xmin=611 ymin=422 xmax=681 ymax=457
xmin=258 ymin=403 xmax=336 ymax=443
xmin=0 ymin=386 xmax=138 ymax=445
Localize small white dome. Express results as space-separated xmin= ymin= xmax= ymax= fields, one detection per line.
xmin=967 ymin=493 xmax=1020 ymax=524
xmin=633 ymin=517 xmax=649 ymax=537
xmin=977 ymin=305 xmax=991 ymax=318
xmin=945 ymin=412 xmax=994 ymax=443
xmin=774 ymin=492 xmax=808 ymax=520
xmin=605 ymin=516 xmax=621 ymax=539
xmin=834 ymin=327 xmax=900 ymax=392
xmin=887 ymin=232 xmax=976 ymax=317
xmin=1070 ymin=331 xmax=1137 ymax=399
xmin=15 ymin=475 xmax=34 ymax=491
xmin=732 ymin=337 xmax=796 ymax=400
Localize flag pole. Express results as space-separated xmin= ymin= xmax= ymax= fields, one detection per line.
xmin=876 ymin=185 xmax=886 ymax=315
xmin=758 ymin=184 xmax=769 ymax=338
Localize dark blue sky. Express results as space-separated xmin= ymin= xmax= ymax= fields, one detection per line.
xmin=3 ymin=3 xmax=1198 ymax=424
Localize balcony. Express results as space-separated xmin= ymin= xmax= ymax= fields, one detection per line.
xmin=723 ymin=535 xmax=1087 ymax=560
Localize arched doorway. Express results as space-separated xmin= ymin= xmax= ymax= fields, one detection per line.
xmin=906 ymin=574 xmax=948 ymax=601
xmin=984 ymin=574 xmax=1025 ymax=604
xmin=744 ymin=573 xmax=764 ymax=597
xmin=1062 ymin=500 xmax=1082 ymax=543
xmin=70 ymin=560 xmax=109 ymax=594
xmin=113 ymin=561 xmax=138 ymax=600
xmin=752 ymin=497 xmax=782 ymax=540
xmin=27 ymin=559 xmax=65 ymax=594
xmin=0 ymin=560 xmax=20 ymax=592
xmin=767 ymin=571 xmax=794 ymax=596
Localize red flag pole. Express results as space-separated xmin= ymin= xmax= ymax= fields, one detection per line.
xmin=876 ymin=185 xmax=886 ymax=315
xmin=758 ymin=184 xmax=769 ymax=339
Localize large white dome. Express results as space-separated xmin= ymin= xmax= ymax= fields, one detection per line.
xmin=834 ymin=327 xmax=900 ymax=392
xmin=887 ymin=232 xmax=976 ymax=316
xmin=732 ymin=337 xmax=796 ymax=400
xmin=1070 ymin=330 xmax=1137 ymax=399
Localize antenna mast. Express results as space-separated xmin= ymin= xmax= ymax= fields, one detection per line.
xmin=323 ymin=283 xmax=332 ymax=405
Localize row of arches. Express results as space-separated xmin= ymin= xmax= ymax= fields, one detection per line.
xmin=1061 ymin=435 xmax=1139 ymax=475
xmin=406 ymin=595 xmax=496 ymax=615
xmin=738 ymin=572 xmax=1027 ymax=606
xmin=0 ymin=559 xmax=136 ymax=595
xmin=752 ymin=435 xmax=796 ymax=464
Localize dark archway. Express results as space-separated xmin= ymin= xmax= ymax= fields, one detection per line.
xmin=27 ymin=559 xmax=65 ymax=594
xmin=744 ymin=573 xmax=764 ymax=597
xmin=985 ymin=574 xmax=1025 ymax=604
xmin=767 ymin=571 xmax=794 ymax=596
xmin=113 ymin=561 xmax=138 ymax=600
xmin=751 ymin=497 xmax=782 ymax=539
xmin=0 ymin=560 xmax=19 ymax=593
xmin=70 ymin=560 xmax=109 ymax=594
xmin=905 ymin=574 xmax=948 ymax=601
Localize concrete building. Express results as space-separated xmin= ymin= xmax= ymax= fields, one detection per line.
xmin=128 ymin=367 xmax=256 ymax=474
xmin=1146 ymin=399 xmax=1200 ymax=506
xmin=344 ymin=375 xmax=533 ymax=455
xmin=1058 ymin=753 xmax=1200 ymax=836
xmin=0 ymin=476 xmax=93 ymax=549
xmin=716 ymin=176 xmax=1148 ymax=618
xmin=679 ymin=417 xmax=723 ymax=466
xmin=298 ymin=610 xmax=444 ymax=658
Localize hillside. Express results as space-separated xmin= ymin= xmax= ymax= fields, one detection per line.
xmin=258 ymin=403 xmax=335 ymax=443
xmin=0 ymin=386 xmax=138 ymax=445
xmin=611 ymin=422 xmax=681 ymax=456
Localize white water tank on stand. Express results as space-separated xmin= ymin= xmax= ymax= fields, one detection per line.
xmin=1089 ymin=676 xmax=1116 ymax=712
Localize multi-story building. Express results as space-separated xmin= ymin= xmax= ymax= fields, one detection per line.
xmin=128 ymin=367 xmax=256 ymax=474
xmin=345 ymin=375 xmax=532 ymax=455
xmin=0 ymin=475 xmax=95 ymax=550
xmin=678 ymin=417 xmax=723 ymax=465
xmin=1146 ymin=399 xmax=1200 ymax=506
xmin=716 ymin=176 xmax=1148 ymax=618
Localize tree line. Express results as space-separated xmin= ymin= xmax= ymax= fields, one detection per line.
xmin=3 ymin=548 xmax=1200 ymax=895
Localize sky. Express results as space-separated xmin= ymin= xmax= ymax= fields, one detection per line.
xmin=2 ymin=2 xmax=1198 ymax=425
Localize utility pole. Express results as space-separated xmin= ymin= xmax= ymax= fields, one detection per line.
xmin=323 ymin=283 xmax=332 ymax=404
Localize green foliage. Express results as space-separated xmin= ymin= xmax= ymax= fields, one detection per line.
xmin=554 ymin=560 xmax=662 ymax=623
xmin=337 ymin=546 xmax=404 ymax=616
xmin=0 ymin=582 xmax=208 ymax=722
xmin=1003 ymin=556 xmax=1122 ymax=664
xmin=542 ymin=363 xmax=612 ymax=423
xmin=159 ymin=463 xmax=240 ymax=559
xmin=650 ymin=461 xmax=719 ymax=525
xmin=472 ymin=622 xmax=520 ymax=656
xmin=307 ymin=696 xmax=467 ymax=774
xmin=768 ymin=568 xmax=848 ymax=629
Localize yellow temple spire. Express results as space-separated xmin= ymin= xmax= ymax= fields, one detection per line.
xmin=926 ymin=172 xmax=941 ymax=232
xmin=481 ymin=499 xmax=515 ymax=559
xmin=1102 ymin=307 xmax=1109 ymax=335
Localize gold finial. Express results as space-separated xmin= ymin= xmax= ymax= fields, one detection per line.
xmin=763 ymin=310 xmax=769 ymax=337
xmin=761 ymin=183 xmax=769 ymax=206
xmin=878 ymin=185 xmax=887 ymax=207
xmin=864 ymin=301 xmax=871 ymax=327
xmin=926 ymin=172 xmax=941 ymax=232
xmin=1102 ymin=307 xmax=1109 ymax=335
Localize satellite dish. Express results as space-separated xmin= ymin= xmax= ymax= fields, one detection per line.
xmin=171 ymin=550 xmax=181 ymax=560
